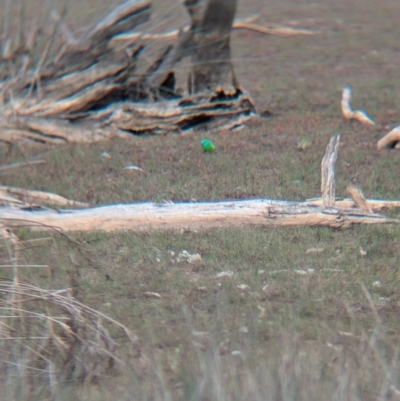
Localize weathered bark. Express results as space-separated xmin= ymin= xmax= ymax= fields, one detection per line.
xmin=0 ymin=0 xmax=256 ymax=144
xmin=183 ymin=0 xmax=238 ymax=94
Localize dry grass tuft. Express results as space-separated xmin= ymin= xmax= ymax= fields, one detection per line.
xmin=0 ymin=224 xmax=139 ymax=399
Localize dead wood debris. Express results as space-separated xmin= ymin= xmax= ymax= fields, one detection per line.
xmin=1 ymin=136 xmax=399 ymax=232
xmin=0 ymin=185 xmax=88 ymax=208
xmin=0 ymin=0 xmax=271 ymax=144
xmin=346 ymin=184 xmax=373 ymax=213
xmin=111 ymin=16 xmax=319 ymax=43
xmin=306 ymin=198 xmax=400 ymax=211
xmin=321 ymin=135 xmax=340 ymax=207
xmin=1 ymin=198 xmax=396 ymax=232
xmin=377 ymin=126 xmax=400 ymax=150
xmin=341 ymin=87 xmax=375 ymax=125
xmin=339 ymin=88 xmax=400 ymax=150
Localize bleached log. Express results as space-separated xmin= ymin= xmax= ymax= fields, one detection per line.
xmin=0 ymin=199 xmax=396 ymax=233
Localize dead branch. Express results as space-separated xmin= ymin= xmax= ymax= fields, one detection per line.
xmin=0 ymin=159 xmax=46 ymax=172
xmin=305 ymin=198 xmax=400 ymax=211
xmin=111 ymin=18 xmax=318 ymax=43
xmin=0 ymin=185 xmax=88 ymax=208
xmin=321 ymin=135 xmax=340 ymax=207
xmin=346 ymin=184 xmax=372 ymax=213
xmin=341 ymin=87 xmax=375 ymax=125
xmin=231 ymin=22 xmax=318 ymax=36
xmin=377 ymin=126 xmax=400 ymax=150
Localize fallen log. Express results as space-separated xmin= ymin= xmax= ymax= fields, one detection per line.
xmin=0 ymin=199 xmax=397 ymax=232
xmin=1 ymin=135 xmax=399 ymax=232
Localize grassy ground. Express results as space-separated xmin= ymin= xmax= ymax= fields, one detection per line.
xmin=2 ymin=0 xmax=400 ymax=400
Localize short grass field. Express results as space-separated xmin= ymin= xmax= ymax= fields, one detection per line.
xmin=2 ymin=0 xmax=400 ymax=400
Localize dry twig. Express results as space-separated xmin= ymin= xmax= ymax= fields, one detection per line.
xmin=341 ymin=87 xmax=375 ymax=125
xmin=111 ymin=17 xmax=318 ymax=43
xmin=0 ymin=159 xmax=46 ymax=172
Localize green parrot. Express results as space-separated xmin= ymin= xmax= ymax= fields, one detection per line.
xmin=201 ymin=138 xmax=216 ymax=152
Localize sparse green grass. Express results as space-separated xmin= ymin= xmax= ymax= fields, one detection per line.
xmin=2 ymin=0 xmax=400 ymax=399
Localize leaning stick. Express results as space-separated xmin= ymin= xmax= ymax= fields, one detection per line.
xmin=346 ymin=184 xmax=372 ymax=213
xmin=0 ymin=159 xmax=46 ymax=172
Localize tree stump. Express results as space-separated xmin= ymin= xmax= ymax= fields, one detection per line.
xmin=0 ymin=0 xmax=256 ymax=144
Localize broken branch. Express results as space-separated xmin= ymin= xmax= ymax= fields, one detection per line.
xmin=321 ymin=135 xmax=340 ymax=207
xmin=111 ymin=18 xmax=318 ymax=43
xmin=341 ymin=87 xmax=375 ymax=125
xmin=346 ymin=184 xmax=373 ymax=213
xmin=377 ymin=126 xmax=400 ymax=150
xmin=0 ymin=186 xmax=88 ymax=208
